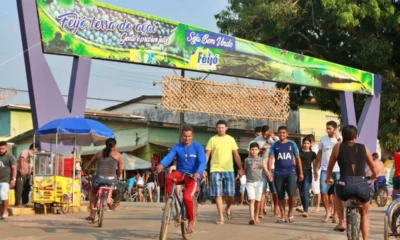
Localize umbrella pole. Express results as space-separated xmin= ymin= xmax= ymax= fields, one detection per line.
xmin=72 ymin=137 xmax=76 ymax=206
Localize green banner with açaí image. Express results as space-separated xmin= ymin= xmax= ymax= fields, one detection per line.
xmin=36 ymin=0 xmax=374 ymax=95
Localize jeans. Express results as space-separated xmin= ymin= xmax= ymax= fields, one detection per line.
xmin=298 ymin=172 xmax=312 ymax=212
xmin=320 ymin=170 xmax=340 ymax=194
xmin=15 ymin=172 xmax=30 ymax=205
xmin=335 ymin=176 xmax=370 ymax=203
xmin=199 ymin=182 xmax=208 ymax=202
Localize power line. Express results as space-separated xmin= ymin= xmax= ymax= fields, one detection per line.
xmin=0 ymin=87 xmax=127 ymax=103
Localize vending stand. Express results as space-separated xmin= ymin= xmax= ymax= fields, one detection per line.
xmin=32 ymin=152 xmax=80 ymax=214
xmin=32 ymin=117 xmax=115 ymax=214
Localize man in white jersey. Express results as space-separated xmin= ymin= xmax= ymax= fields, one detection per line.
xmin=315 ymin=121 xmax=341 ymax=222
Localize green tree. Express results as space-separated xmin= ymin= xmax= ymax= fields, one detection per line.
xmin=215 ymin=0 xmax=400 ymax=152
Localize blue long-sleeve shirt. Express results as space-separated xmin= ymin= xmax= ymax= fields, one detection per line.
xmin=160 ymin=141 xmax=206 ymax=175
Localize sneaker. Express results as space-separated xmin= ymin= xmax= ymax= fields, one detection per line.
xmin=2 ymin=213 xmax=8 ymax=219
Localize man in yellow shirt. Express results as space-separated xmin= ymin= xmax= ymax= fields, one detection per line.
xmin=206 ymin=120 xmax=244 ymax=225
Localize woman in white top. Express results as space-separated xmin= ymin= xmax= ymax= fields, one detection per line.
xmin=136 ymin=170 xmax=145 ymax=202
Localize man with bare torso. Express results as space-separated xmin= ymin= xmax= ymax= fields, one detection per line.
xmin=366 ymin=153 xmax=386 ymax=185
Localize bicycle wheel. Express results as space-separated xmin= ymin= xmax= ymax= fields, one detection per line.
xmin=391 ymin=205 xmax=400 ymax=235
xmin=109 ymin=191 xmax=120 ymax=210
xmin=60 ymin=204 xmax=69 ymax=214
xmin=160 ymin=197 xmax=173 ymax=240
xmin=376 ymin=186 xmax=389 ymax=207
xmin=346 ymin=209 xmax=360 ymax=240
xmin=98 ymin=192 xmax=106 ymax=228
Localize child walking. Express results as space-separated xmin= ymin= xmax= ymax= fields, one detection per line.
xmin=297 ymin=136 xmax=316 ymax=217
xmin=245 ymin=142 xmax=269 ymax=225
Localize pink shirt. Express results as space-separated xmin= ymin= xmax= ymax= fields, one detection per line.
xmin=17 ymin=149 xmax=33 ymax=175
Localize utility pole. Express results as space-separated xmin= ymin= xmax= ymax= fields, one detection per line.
xmin=179 ymin=70 xmax=185 ymax=141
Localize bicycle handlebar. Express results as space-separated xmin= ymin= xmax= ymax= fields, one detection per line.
xmin=168 ymin=172 xmax=195 ymax=182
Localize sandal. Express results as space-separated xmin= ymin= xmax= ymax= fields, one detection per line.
xmin=334 ymin=225 xmax=346 ymax=232
xmin=276 ymin=218 xmax=287 ymax=223
xmin=295 ymin=207 xmax=304 ymax=213
xmin=225 ymin=208 xmax=232 ymax=220
xmin=258 ymin=215 xmax=264 ymax=219
xmin=185 ymin=228 xmax=194 ymax=238
xmin=321 ymin=216 xmax=330 ymax=223
xmin=216 ymin=219 xmax=225 ymax=225
xmin=288 ymin=216 xmax=295 ymax=223
xmin=312 ymin=208 xmax=320 ymax=213
xmin=249 ymin=220 xmax=255 ymax=225
xmin=301 ymin=212 xmax=308 ymax=218
xmin=85 ymin=216 xmax=94 ymax=221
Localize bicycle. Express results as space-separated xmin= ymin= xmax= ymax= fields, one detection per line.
xmin=326 ymin=178 xmax=363 ymax=240
xmin=159 ymin=173 xmax=199 ymax=240
xmin=368 ymin=179 xmax=389 ymax=207
xmin=92 ymin=184 xmax=112 ymax=228
xmin=345 ymin=197 xmax=363 ymax=240
xmin=384 ymin=193 xmax=400 ymax=239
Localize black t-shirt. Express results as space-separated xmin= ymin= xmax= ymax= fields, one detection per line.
xmin=147 ymin=173 xmax=154 ymax=183
xmin=0 ymin=153 xmax=17 ymax=183
xmin=299 ymin=150 xmax=316 ymax=173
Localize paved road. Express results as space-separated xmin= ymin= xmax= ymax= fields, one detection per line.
xmin=0 ymin=203 xmax=387 ymax=240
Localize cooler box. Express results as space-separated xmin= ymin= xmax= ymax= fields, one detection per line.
xmin=64 ymin=158 xmax=74 ymax=178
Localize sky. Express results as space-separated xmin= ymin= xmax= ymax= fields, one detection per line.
xmin=0 ymin=0 xmax=273 ymax=110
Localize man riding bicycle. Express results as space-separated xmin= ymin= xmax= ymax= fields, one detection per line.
xmin=156 ymin=125 xmax=206 ymax=235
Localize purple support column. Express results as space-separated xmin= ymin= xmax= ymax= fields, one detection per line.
xmin=68 ymin=56 xmax=92 ymax=116
xmin=357 ymin=75 xmax=382 ymax=153
xmin=340 ymin=75 xmax=382 ymax=152
xmin=339 ymin=92 xmax=357 ymax=126
xmin=17 ymin=0 xmax=91 ymax=151
xmin=17 ymin=0 xmax=69 ymax=129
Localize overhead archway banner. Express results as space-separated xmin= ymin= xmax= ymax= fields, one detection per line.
xmin=36 ymin=0 xmax=374 ymax=95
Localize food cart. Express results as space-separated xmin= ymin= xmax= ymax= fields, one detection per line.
xmin=32 ymin=152 xmax=81 ymax=214
xmin=32 ymin=117 xmax=115 ymax=214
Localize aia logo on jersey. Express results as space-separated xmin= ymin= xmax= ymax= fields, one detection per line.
xmin=277 ymin=152 xmax=292 ymax=160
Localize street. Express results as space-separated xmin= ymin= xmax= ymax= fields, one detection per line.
xmin=0 ymin=203 xmax=387 ymax=240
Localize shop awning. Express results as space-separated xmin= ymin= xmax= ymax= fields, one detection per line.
xmin=122 ymin=153 xmax=151 ymax=170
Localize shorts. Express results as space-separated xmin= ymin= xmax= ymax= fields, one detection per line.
xmin=335 ymin=176 xmax=370 ymax=203
xmin=146 ymin=182 xmax=155 ymax=190
xmin=377 ymin=176 xmax=387 ymax=185
xmin=262 ymin=172 xmax=277 ymax=194
xmin=239 ymin=183 xmax=246 ymax=194
xmin=393 ymin=176 xmax=400 ymax=190
xmin=246 ymin=181 xmax=263 ymax=201
xmin=311 ymin=169 xmax=321 ymax=194
xmin=92 ymin=175 xmax=116 ymax=189
xmin=210 ymin=172 xmax=235 ymax=197
xmin=320 ymin=171 xmax=340 ymax=194
xmin=274 ymin=174 xmax=297 ymax=200
xmin=0 ymin=182 xmax=9 ymax=201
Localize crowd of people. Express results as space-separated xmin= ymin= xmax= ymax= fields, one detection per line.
xmin=0 ymin=118 xmax=395 ymax=240
xmin=153 ymin=120 xmax=385 ymax=239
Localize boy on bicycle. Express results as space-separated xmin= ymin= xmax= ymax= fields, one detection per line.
xmin=156 ymin=125 xmax=206 ymax=235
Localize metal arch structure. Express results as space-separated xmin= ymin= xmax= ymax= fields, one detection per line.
xmin=16 ymin=0 xmax=91 ymax=130
xmin=16 ymin=0 xmax=382 ymax=152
